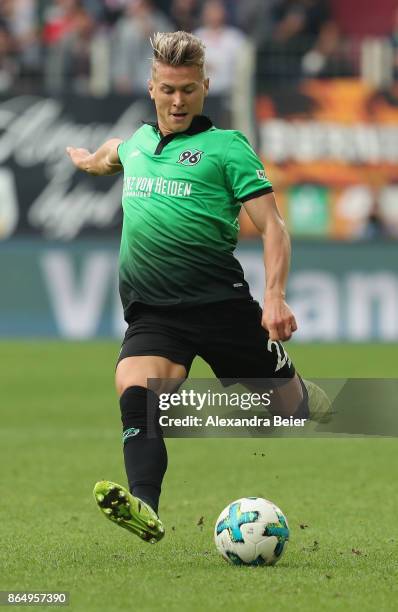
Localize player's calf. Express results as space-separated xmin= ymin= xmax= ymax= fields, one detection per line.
xmin=253 ymin=374 xmax=331 ymax=423
xmin=120 ymin=385 xmax=167 ymax=514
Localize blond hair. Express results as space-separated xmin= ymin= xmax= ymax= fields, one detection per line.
xmin=151 ymin=31 xmax=206 ymax=76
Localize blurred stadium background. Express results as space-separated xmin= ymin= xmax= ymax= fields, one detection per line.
xmin=2 ymin=5 xmax=398 ymax=609
xmin=0 ymin=0 xmax=398 ymax=343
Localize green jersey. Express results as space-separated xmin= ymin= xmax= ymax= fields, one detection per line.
xmin=117 ymin=115 xmax=273 ymax=318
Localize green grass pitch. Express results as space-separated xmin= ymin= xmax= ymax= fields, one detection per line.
xmin=1 ymin=342 xmax=397 ymax=611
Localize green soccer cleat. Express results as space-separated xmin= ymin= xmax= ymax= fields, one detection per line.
xmin=303 ymin=379 xmax=333 ymax=424
xmin=93 ymin=480 xmax=165 ymax=543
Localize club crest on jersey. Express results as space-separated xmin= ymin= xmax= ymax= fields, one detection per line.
xmin=177 ymin=149 xmax=203 ymax=166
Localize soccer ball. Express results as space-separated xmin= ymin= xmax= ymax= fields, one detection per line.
xmin=214 ymin=497 xmax=289 ymax=566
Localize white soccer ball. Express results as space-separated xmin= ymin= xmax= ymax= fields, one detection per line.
xmin=214 ymin=497 xmax=289 ymax=566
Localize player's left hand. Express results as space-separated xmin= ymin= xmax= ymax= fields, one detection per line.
xmin=262 ymin=295 xmax=298 ymax=341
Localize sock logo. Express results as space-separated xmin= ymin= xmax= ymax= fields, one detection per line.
xmin=122 ymin=427 xmax=141 ymax=442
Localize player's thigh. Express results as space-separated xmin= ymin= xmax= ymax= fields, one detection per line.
xmin=115 ymin=328 xmax=194 ymax=396
xmin=199 ymin=300 xmax=304 ymax=413
xmin=200 ymin=300 xmax=296 ymax=380
xmin=115 ymin=355 xmax=187 ymax=396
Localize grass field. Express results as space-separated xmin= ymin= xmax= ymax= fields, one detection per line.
xmin=1 ymin=342 xmax=398 ymax=611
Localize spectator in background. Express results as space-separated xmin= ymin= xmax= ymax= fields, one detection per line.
xmin=356 ymin=199 xmax=395 ymax=240
xmin=151 ymin=0 xmax=173 ymax=14
xmin=42 ymin=0 xmax=81 ymax=45
xmin=390 ymin=6 xmax=398 ymax=80
xmin=111 ymin=0 xmax=172 ymax=94
xmin=0 ymin=21 xmax=17 ymax=91
xmin=256 ymin=0 xmax=331 ymax=84
xmin=42 ymin=0 xmax=95 ymax=93
xmin=0 ymin=0 xmax=40 ymax=85
xmin=194 ymin=0 xmax=248 ymax=96
xmin=273 ymin=0 xmax=330 ymax=45
xmin=301 ymin=21 xmax=354 ymax=78
xmin=97 ymin=0 xmax=127 ymax=27
xmin=169 ymin=0 xmax=201 ymax=32
xmin=235 ymin=0 xmax=280 ymax=47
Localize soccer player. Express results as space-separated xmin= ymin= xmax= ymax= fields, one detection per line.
xmin=66 ymin=31 xmax=329 ymax=544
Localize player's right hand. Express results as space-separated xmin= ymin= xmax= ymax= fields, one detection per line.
xmin=262 ymin=295 xmax=298 ymax=342
xmin=66 ymin=146 xmax=93 ymax=172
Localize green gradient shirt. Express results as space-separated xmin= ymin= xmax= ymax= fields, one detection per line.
xmin=117 ymin=116 xmax=273 ymax=318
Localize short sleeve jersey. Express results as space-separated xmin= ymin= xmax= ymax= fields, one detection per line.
xmin=117 ymin=115 xmax=273 ymax=318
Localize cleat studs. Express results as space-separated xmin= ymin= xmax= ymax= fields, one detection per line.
xmin=111 ymin=500 xmax=118 ymax=506
xmin=104 ymin=508 xmax=112 ymax=515
xmin=149 ymin=538 xmax=157 ymax=544
xmin=119 ymin=491 xmax=126 ymax=498
xmin=147 ymin=520 xmax=155 ymax=528
xmin=97 ymin=494 xmax=104 ymax=502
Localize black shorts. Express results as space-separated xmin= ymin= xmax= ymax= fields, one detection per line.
xmin=117 ymin=299 xmax=296 ymax=383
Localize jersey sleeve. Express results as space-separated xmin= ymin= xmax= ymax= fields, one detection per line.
xmin=224 ymin=131 xmax=273 ymax=202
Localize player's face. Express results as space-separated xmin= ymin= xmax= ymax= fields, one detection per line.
xmin=148 ymin=63 xmax=209 ymax=135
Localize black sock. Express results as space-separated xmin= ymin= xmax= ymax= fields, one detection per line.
xmin=295 ymin=375 xmax=309 ymax=419
xmin=120 ymin=386 xmax=167 ymax=514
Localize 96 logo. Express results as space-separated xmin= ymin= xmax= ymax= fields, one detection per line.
xmin=177 ymin=149 xmax=203 ymax=166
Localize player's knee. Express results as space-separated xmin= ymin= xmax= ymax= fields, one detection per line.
xmin=116 ymin=373 xmax=183 ymax=397
xmin=116 ymin=373 xmax=150 ymax=396
xmin=115 ymin=363 xmax=163 ymax=396
xmin=115 ymin=357 xmax=186 ymax=396
xmin=120 ymin=386 xmax=160 ymax=440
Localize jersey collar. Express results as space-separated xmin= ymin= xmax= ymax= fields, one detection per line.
xmin=144 ymin=115 xmax=213 ymax=155
xmin=144 ymin=115 xmax=213 ymax=137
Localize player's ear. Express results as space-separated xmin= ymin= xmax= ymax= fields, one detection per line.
xmin=204 ymin=78 xmax=210 ymax=97
xmin=148 ymin=79 xmax=154 ymax=100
